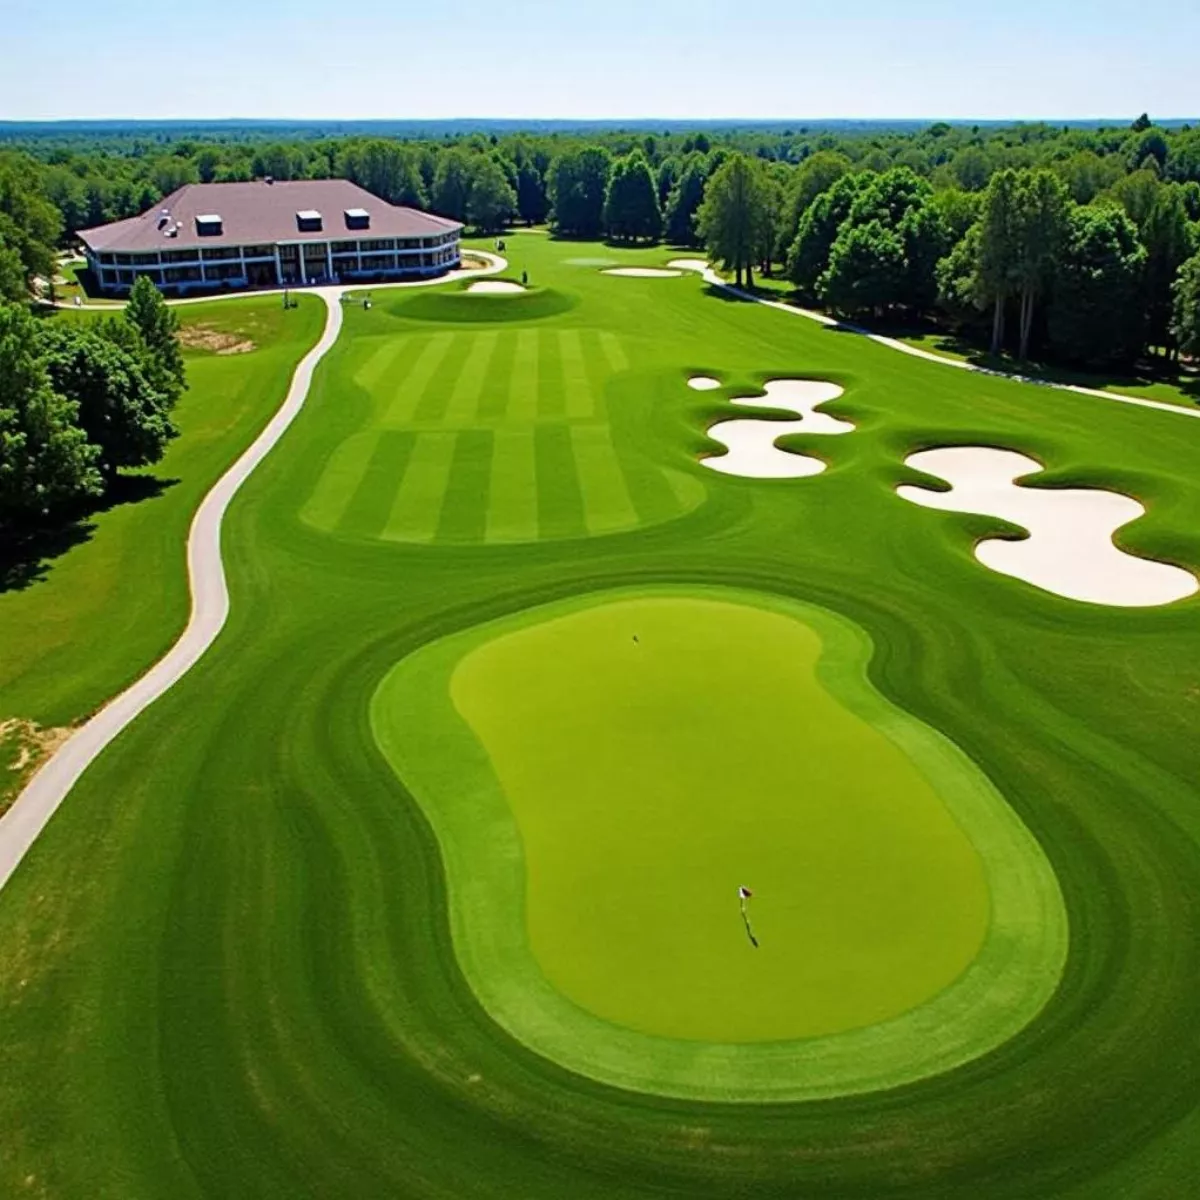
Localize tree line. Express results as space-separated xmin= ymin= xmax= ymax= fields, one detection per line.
xmin=1 ymin=278 xmax=183 ymax=538
xmin=2 ymin=115 xmax=1200 ymax=372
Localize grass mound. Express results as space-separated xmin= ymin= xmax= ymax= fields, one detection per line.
xmin=386 ymin=286 xmax=577 ymax=324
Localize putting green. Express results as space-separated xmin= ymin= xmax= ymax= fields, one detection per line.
xmin=372 ymin=585 xmax=1068 ymax=1100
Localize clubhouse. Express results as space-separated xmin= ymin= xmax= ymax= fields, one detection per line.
xmin=77 ymin=179 xmax=462 ymax=296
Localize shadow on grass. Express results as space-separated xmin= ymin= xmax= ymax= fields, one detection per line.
xmin=0 ymin=473 xmax=178 ymax=595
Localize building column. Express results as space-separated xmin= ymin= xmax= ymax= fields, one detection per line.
xmin=325 ymin=241 xmax=333 ymax=283
xmin=298 ymin=248 xmax=307 ymax=286
xmin=274 ymin=245 xmax=282 ymax=287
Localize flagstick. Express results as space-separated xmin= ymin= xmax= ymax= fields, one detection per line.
xmin=739 ymin=890 xmax=759 ymax=948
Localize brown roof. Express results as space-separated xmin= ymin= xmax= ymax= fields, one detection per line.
xmin=78 ymin=180 xmax=461 ymax=253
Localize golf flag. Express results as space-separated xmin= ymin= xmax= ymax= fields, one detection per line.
xmin=738 ymin=886 xmax=753 ymax=900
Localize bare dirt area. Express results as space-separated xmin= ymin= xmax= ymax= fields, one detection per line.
xmin=0 ymin=719 xmax=75 ymax=816
xmin=177 ymin=324 xmax=257 ymax=355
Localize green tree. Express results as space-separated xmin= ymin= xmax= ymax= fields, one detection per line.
xmin=1171 ymin=253 xmax=1200 ymax=357
xmin=786 ymin=173 xmax=871 ymax=295
xmin=0 ymin=227 xmax=26 ymax=303
xmin=0 ymin=152 xmax=62 ymax=286
xmin=1013 ymin=170 xmax=1070 ymax=361
xmin=1141 ymin=186 xmax=1195 ymax=356
xmin=695 ymin=154 xmax=771 ymax=287
xmin=977 ymin=169 xmax=1022 ymax=354
xmin=1105 ymin=168 xmax=1161 ymax=228
xmin=431 ymin=150 xmax=474 ymax=222
xmin=124 ymin=277 xmax=185 ymax=401
xmin=950 ymin=146 xmax=992 ymax=192
xmin=465 ymin=156 xmax=517 ymax=233
xmin=775 ymin=151 xmax=850 ymax=261
xmin=664 ymin=154 xmax=708 ymax=246
xmin=37 ymin=324 xmax=177 ymax=478
xmin=603 ymin=151 xmax=662 ymax=242
xmin=547 ymin=146 xmax=613 ymax=237
xmin=1047 ymin=204 xmax=1147 ymax=367
xmin=819 ymin=220 xmax=907 ymax=316
xmin=0 ymin=304 xmax=101 ymax=529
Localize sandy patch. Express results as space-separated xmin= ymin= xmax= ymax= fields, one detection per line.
xmin=565 ymin=257 xmax=619 ymax=267
xmin=178 ymin=324 xmax=256 ymax=355
xmin=467 ymin=280 xmax=525 ymax=295
xmin=0 ymin=718 xmax=74 ymax=812
xmin=688 ymin=376 xmax=722 ymax=391
xmin=602 ymin=267 xmax=683 ymax=278
xmin=897 ymin=447 xmax=1198 ymax=607
xmin=702 ymin=380 xmax=851 ymax=478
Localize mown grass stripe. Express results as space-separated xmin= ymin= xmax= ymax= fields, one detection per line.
xmin=485 ymin=428 xmax=539 ymax=543
xmin=607 ymin=424 xmax=681 ymax=528
xmin=444 ymin=332 xmax=500 ymax=427
xmin=537 ymin=329 xmax=565 ymax=420
xmin=598 ymin=330 xmax=629 ymax=373
xmin=533 ymin=423 xmax=586 ymax=540
xmin=436 ymin=430 xmax=493 ymax=543
xmin=570 ymin=424 xmax=640 ymax=534
xmin=383 ymin=332 xmax=455 ymax=426
xmin=353 ymin=337 xmax=408 ymax=392
xmin=507 ymin=330 xmax=540 ymax=423
xmin=300 ymin=432 xmax=381 ymax=532
xmin=559 ymin=330 xmax=594 ymax=420
xmin=478 ymin=336 xmax=517 ymax=423
xmin=336 ymin=431 xmax=415 ymax=540
xmin=380 ymin=431 xmax=459 ymax=543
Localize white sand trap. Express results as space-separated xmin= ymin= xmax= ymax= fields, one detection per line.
xmin=667 ymin=258 xmax=711 ymax=274
xmin=688 ymin=376 xmax=721 ymax=391
xmin=898 ymin=447 xmax=1198 ymax=607
xmin=467 ymin=280 xmax=525 ymax=294
xmin=702 ymin=380 xmax=851 ymax=479
xmin=602 ymin=267 xmax=683 ymax=278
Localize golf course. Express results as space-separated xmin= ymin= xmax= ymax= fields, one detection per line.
xmin=3 ymin=231 xmax=1200 ymax=1197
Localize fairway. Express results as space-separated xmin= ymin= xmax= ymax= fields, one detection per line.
xmin=301 ymin=302 xmax=703 ymax=543
xmin=4 ymin=232 xmax=1200 ymax=1197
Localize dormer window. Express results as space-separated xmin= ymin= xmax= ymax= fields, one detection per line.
xmin=344 ymin=207 xmax=370 ymax=230
xmin=196 ymin=214 xmax=222 ymax=236
xmin=296 ymin=209 xmax=323 ymax=232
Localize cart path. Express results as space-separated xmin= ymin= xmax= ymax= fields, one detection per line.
xmin=667 ymin=259 xmax=1200 ymax=424
xmin=0 ymin=255 xmax=506 ymax=894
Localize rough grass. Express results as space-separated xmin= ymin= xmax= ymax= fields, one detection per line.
xmin=2 ymin=237 xmax=1200 ymax=1197
xmin=0 ymin=294 xmax=325 ymax=802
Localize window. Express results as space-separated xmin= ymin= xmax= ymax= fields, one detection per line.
xmin=242 ymin=244 xmax=274 ymax=258
xmin=344 ymin=207 xmax=370 ymax=230
xmin=196 ymin=214 xmax=223 ymax=236
xmin=296 ymin=210 xmax=322 ymax=232
xmin=331 ymin=240 xmax=357 ymax=254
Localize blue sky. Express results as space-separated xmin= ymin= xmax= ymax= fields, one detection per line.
xmin=3 ymin=0 xmax=1196 ymax=121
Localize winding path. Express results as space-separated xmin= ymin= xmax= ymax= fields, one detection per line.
xmin=667 ymin=259 xmax=1200 ymax=424
xmin=0 ymin=254 xmax=506 ymax=893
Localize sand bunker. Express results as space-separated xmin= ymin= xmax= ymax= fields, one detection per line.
xmin=898 ymin=447 xmax=1198 ymax=607
xmin=602 ymin=267 xmax=683 ymax=278
xmin=687 ymin=376 xmax=721 ymax=391
xmin=702 ymin=380 xmax=851 ymax=478
xmin=667 ymin=258 xmax=711 ymax=275
xmin=467 ymin=280 xmax=525 ymax=294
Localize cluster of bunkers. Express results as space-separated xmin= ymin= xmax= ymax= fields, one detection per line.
xmin=78 ymin=178 xmax=462 ymax=296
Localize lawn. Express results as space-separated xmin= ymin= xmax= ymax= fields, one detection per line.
xmin=2 ymin=235 xmax=1200 ymax=1197
xmin=0 ymin=293 xmax=325 ymax=808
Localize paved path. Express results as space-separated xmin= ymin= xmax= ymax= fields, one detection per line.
xmin=0 ymin=254 xmax=506 ymax=894
xmin=668 ymin=259 xmax=1200 ymax=424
